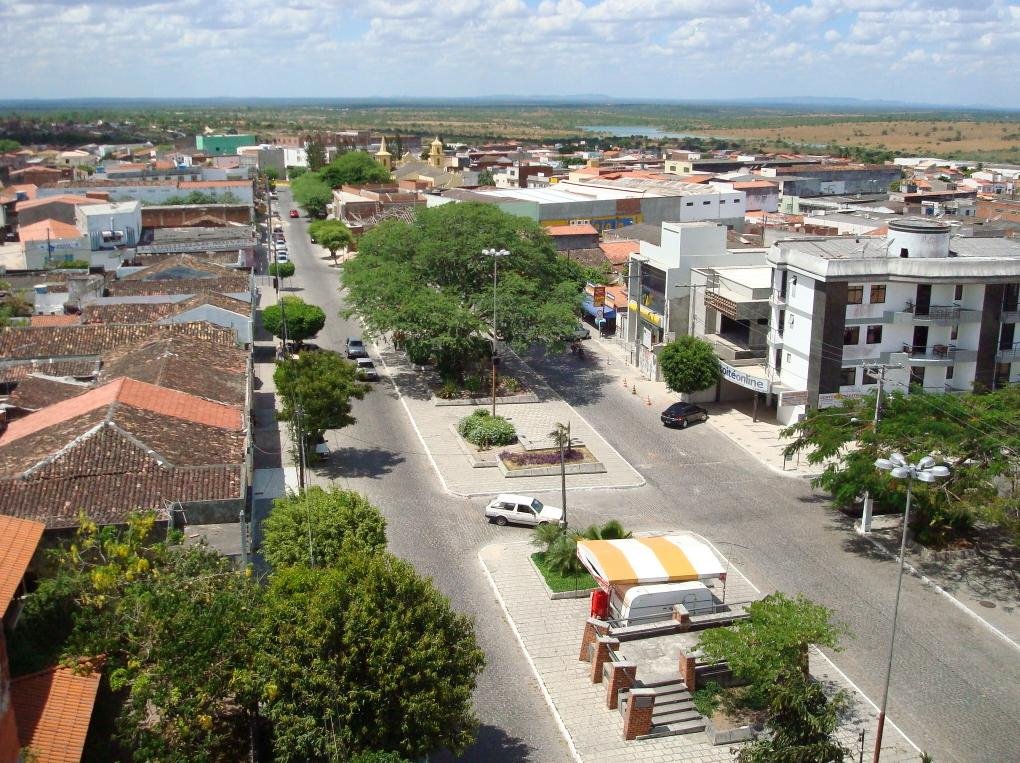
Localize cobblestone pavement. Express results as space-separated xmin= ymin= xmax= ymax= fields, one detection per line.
xmin=480 ymin=539 xmax=920 ymax=763
xmin=270 ymin=189 xmax=1020 ymax=761
xmin=371 ymin=340 xmax=644 ymax=496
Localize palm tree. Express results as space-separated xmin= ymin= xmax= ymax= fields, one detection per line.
xmin=548 ymin=422 xmax=573 ymax=455
xmin=531 ymin=520 xmax=632 ymax=577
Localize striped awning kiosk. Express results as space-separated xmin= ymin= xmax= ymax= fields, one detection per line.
xmin=576 ymin=534 xmax=726 ymax=588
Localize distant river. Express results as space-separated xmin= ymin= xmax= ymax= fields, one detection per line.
xmin=579 ymin=125 xmax=731 ymax=139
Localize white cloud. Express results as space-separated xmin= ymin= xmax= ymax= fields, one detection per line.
xmin=0 ymin=0 xmax=1015 ymax=106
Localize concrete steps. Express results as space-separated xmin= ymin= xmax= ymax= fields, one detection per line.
xmin=619 ymin=678 xmax=707 ymax=740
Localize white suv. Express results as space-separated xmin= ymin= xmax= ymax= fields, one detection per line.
xmin=485 ymin=494 xmax=563 ymax=527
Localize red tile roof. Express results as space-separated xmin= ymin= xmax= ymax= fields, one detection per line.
xmin=599 ymin=240 xmax=639 ymax=264
xmin=178 ymin=180 xmax=250 ymax=188
xmin=10 ymin=665 xmax=101 ymax=763
xmin=0 ymin=515 xmax=44 ymax=611
xmin=731 ymin=180 xmax=779 ymax=190
xmin=14 ymin=195 xmax=103 ymax=212
xmin=18 ymin=219 xmax=83 ymax=242
xmin=30 ymin=315 xmax=81 ymax=327
xmin=0 ymin=322 xmax=237 ymax=361
xmin=0 ymin=377 xmax=242 ymax=448
xmin=546 ymin=223 xmax=598 ymax=236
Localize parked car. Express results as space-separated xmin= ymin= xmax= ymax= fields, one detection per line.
xmin=275 ymin=253 xmax=289 ymax=263
xmin=289 ymin=209 xmax=300 ymax=218
xmin=345 ymin=337 xmax=368 ymax=358
xmin=563 ymin=323 xmax=591 ymax=342
xmin=660 ymin=402 xmax=708 ymax=429
xmin=355 ymin=357 xmax=379 ymax=381
xmin=484 ymin=494 xmax=563 ymax=527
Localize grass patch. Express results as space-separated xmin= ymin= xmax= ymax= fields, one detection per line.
xmin=531 ymin=551 xmax=595 ymax=593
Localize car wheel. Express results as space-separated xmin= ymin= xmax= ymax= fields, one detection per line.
xmin=680 ymin=418 xmax=688 ymax=429
xmin=496 ymin=516 xmax=508 ymax=526
xmin=703 ymin=413 xmax=709 ymax=422
xmin=538 ymin=521 xmax=549 ymax=526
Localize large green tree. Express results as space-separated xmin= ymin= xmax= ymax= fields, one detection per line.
xmin=268 ymin=260 xmax=296 ymax=279
xmin=8 ymin=514 xmax=260 ymax=761
xmin=319 ymin=150 xmax=392 ymax=188
xmin=273 ymin=349 xmax=369 ymax=445
xmin=290 ymin=171 xmax=332 ymax=218
xmin=262 ymin=486 xmax=387 ymax=568
xmin=255 ymin=555 xmax=485 ymax=761
xmin=308 ymin=218 xmax=355 ymax=265
xmin=305 ymin=140 xmax=326 ymax=171
xmin=782 ymin=387 xmax=1020 ymax=545
xmin=658 ymin=335 xmax=721 ymax=395
xmin=342 ymin=202 xmax=586 ymax=379
xmin=262 ymin=296 xmax=326 ymax=345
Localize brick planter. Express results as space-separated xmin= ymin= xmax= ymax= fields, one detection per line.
xmin=496 ymin=456 xmax=607 ymax=478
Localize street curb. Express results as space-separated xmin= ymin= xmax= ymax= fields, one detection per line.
xmin=479 ymin=546 xmax=584 ymax=763
xmin=809 ymin=646 xmax=921 ymax=754
xmin=707 ymin=419 xmax=817 ymax=481
xmin=371 ymin=341 xmax=453 ymax=496
xmin=859 ymin=531 xmax=1020 ymax=653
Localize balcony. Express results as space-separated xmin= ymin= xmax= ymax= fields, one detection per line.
xmin=708 ymin=334 xmax=767 ymax=365
xmin=997 ymin=344 xmax=1020 ymax=363
xmin=1001 ymin=304 xmax=1020 ymax=324
xmin=888 ymin=303 xmax=980 ymax=325
xmin=900 ymin=343 xmax=977 ymax=364
xmin=769 ymin=291 xmax=787 ymax=307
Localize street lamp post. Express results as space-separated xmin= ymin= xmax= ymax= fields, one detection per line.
xmin=871 ymin=452 xmax=949 ymax=762
xmin=482 ymin=248 xmax=510 ymax=416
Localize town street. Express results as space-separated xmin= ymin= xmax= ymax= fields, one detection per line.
xmin=274 ymin=188 xmax=1020 ymax=763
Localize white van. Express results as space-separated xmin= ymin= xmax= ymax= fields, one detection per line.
xmin=612 ymin=582 xmax=716 ymax=624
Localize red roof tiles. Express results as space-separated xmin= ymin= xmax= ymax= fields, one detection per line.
xmin=0 ymin=515 xmax=45 ymax=612
xmin=10 ymin=665 xmax=101 ymax=763
xmin=30 ymin=315 xmax=82 ymax=328
xmin=546 ymin=224 xmax=598 ymax=236
xmin=18 ymin=219 xmax=83 ymax=242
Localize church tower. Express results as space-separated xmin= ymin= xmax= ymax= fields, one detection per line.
xmin=429 ymin=136 xmax=444 ymax=169
xmin=375 ymin=135 xmax=392 ymax=171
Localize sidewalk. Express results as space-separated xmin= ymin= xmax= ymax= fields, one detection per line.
xmin=373 ymin=340 xmax=644 ymax=497
xmin=480 ymin=539 xmax=920 ymax=763
xmin=589 ymin=334 xmax=821 ymax=479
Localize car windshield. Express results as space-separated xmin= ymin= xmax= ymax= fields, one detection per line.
xmin=349 ymin=340 xmax=363 ymax=347
xmin=530 ymin=498 xmax=544 ymax=512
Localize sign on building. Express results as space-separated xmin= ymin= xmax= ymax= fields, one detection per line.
xmin=779 ymin=390 xmax=809 ymax=407
xmin=593 ymin=285 xmax=605 ymax=307
xmin=719 ymin=361 xmax=770 ymax=393
xmin=817 ymin=390 xmax=866 ymax=409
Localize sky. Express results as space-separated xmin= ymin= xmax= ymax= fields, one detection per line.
xmin=3 ymin=0 xmax=1019 ymax=108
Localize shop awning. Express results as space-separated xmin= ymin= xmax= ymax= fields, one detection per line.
xmin=581 ymin=297 xmax=616 ymax=321
xmin=576 ymin=534 xmax=726 ymax=586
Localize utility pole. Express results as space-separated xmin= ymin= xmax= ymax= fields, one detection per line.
xmin=482 ymin=248 xmax=510 ymax=415
xmin=857 ymin=362 xmax=901 ymax=534
xmin=558 ymin=421 xmax=570 ymax=528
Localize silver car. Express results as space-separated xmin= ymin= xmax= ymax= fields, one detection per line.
xmin=485 ymin=494 xmax=563 ymax=527
xmin=356 ymin=357 xmax=379 ymax=381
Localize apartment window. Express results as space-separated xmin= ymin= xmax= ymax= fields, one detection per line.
xmin=685 ymin=202 xmax=693 ymax=207
xmin=703 ymin=200 xmax=711 ymax=205
xmin=900 ymin=248 xmax=909 ymax=258
xmin=843 ymin=326 xmax=860 ymax=345
xmin=870 ymin=284 xmax=887 ymax=304
xmin=788 ymin=314 xmax=795 ymax=327
xmin=866 ymin=325 xmax=883 ymax=344
xmin=840 ymin=367 xmax=857 ymax=386
xmin=786 ymin=352 xmax=792 ymax=363
xmin=789 ymin=276 xmax=797 ymax=297
xmin=861 ymin=369 xmax=877 ymax=385
xmin=847 ymin=285 xmax=864 ymax=304
xmin=954 ymin=284 xmax=964 ymax=301
xmin=950 ymin=324 xmax=959 ymax=341
xmin=946 ymin=365 xmax=954 ymax=381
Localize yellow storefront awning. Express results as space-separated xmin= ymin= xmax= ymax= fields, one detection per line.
xmin=576 ymin=534 xmax=726 ymax=586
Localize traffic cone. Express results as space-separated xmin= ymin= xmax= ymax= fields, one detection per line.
xmin=645 ymin=395 xmax=652 ymax=406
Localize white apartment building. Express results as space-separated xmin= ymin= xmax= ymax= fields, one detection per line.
xmin=623 ymin=222 xmax=765 ymax=380
xmin=767 ymin=219 xmax=1020 ymax=424
xmin=75 ymin=200 xmax=142 ymax=250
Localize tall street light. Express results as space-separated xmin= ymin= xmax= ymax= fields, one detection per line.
xmin=871 ymin=452 xmax=949 ymax=762
xmin=483 ymin=248 xmax=510 ymax=416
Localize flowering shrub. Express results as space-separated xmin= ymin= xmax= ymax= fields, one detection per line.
xmin=499 ymin=449 xmax=585 ymax=467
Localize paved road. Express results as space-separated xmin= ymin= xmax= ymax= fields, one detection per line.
xmin=274 ymin=190 xmax=1020 ymax=763
xmin=273 ymin=191 xmax=573 ymax=762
